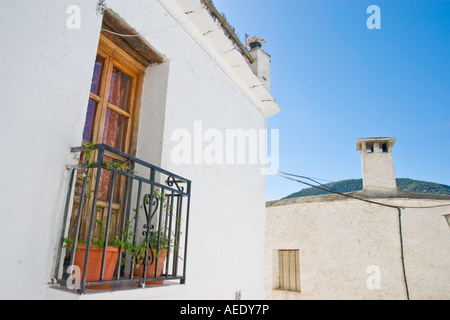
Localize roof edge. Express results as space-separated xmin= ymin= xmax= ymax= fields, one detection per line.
xmin=267 ymin=190 xmax=450 ymax=208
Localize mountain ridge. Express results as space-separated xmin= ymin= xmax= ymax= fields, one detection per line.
xmin=283 ymin=178 xmax=450 ymax=199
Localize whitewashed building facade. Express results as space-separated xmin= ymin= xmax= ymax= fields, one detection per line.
xmin=0 ymin=0 xmax=279 ymax=299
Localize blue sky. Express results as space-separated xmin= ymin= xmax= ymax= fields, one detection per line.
xmin=212 ymin=0 xmax=450 ymax=201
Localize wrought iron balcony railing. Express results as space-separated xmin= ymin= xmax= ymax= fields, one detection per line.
xmin=53 ymin=144 xmax=191 ymax=293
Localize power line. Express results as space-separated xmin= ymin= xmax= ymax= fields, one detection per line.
xmin=274 ymin=170 xmax=450 ymax=209
xmin=100 ymin=4 xmax=205 ymax=38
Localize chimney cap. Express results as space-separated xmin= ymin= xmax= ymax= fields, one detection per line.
xmin=356 ymin=137 xmax=396 ymax=151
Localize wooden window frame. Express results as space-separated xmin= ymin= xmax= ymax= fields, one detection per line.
xmin=85 ymin=33 xmax=146 ymax=157
xmin=71 ymin=33 xmax=147 ymax=241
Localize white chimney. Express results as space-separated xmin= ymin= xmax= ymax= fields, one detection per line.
xmin=356 ymin=137 xmax=397 ymax=195
xmin=248 ymin=46 xmax=271 ymax=92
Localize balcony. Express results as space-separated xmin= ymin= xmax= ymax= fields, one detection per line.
xmin=53 ymin=144 xmax=191 ymax=294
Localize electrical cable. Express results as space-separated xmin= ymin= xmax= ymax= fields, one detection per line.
xmin=273 ymin=170 xmax=399 ymax=209
xmin=274 ymin=170 xmax=450 ymax=209
xmin=100 ymin=4 xmax=204 ymax=38
xmin=397 ymin=207 xmax=410 ymax=300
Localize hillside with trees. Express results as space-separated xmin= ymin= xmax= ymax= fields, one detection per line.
xmin=283 ymin=178 xmax=450 ymax=199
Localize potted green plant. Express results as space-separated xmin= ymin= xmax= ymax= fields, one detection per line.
xmin=64 ymin=220 xmax=123 ymax=290
xmin=123 ymin=189 xmax=179 ymax=285
xmin=129 ymin=231 xmax=170 ymax=285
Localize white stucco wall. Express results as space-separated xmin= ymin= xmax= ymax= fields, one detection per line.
xmin=133 ymin=0 xmax=268 ymax=299
xmin=0 ymin=0 xmax=102 ymax=299
xmin=0 ymin=0 xmax=276 ymax=300
xmin=265 ymin=195 xmax=450 ymax=300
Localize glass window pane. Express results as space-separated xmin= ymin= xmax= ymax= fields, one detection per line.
xmin=90 ymin=55 xmax=105 ymax=95
xmin=108 ymin=66 xmax=132 ymax=112
xmin=102 ymin=108 xmax=128 ymax=151
xmin=82 ymin=99 xmax=97 ymax=142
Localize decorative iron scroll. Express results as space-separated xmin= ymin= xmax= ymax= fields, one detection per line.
xmin=142 ymin=193 xmax=159 ymax=235
xmin=166 ymin=175 xmax=185 ymax=192
xmin=141 ymin=193 xmax=159 ymax=265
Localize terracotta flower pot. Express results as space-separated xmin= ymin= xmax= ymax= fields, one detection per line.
xmin=133 ymin=249 xmax=167 ymax=285
xmin=74 ymin=244 xmax=120 ymax=290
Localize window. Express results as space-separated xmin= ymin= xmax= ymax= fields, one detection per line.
xmin=82 ymin=34 xmax=145 ymax=154
xmin=69 ymin=33 xmax=146 ymax=242
xmin=278 ymin=250 xmax=300 ymax=292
